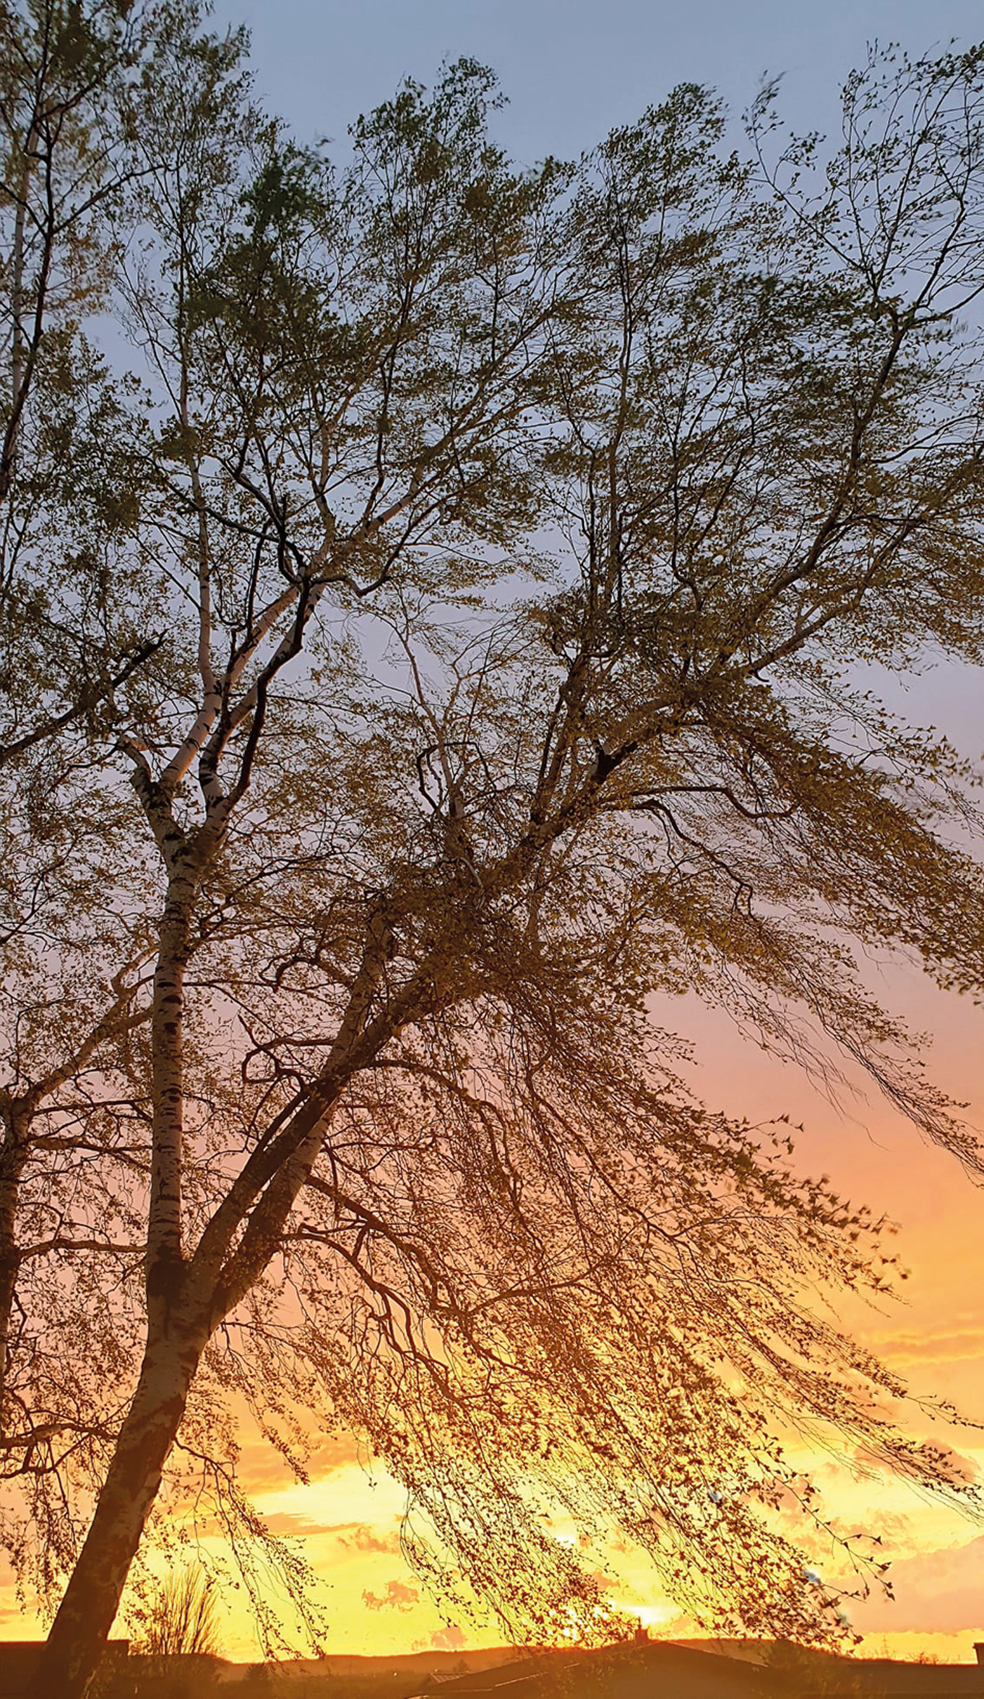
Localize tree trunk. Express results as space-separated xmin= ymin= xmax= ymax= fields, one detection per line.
xmin=0 ymin=1105 xmax=30 ymax=1427
xmin=31 ymin=1307 xmax=209 ymax=1699
xmin=31 ymin=896 xmax=395 ymax=1695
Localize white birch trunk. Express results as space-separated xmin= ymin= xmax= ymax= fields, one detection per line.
xmin=31 ymin=1306 xmax=211 ymax=1699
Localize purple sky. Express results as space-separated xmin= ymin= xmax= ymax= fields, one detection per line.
xmin=213 ymin=0 xmax=984 ymax=164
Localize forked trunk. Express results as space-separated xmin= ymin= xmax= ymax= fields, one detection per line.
xmin=31 ymin=1312 xmax=210 ymax=1699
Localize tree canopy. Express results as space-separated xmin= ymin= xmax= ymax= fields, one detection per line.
xmin=2 ymin=6 xmax=984 ymax=1695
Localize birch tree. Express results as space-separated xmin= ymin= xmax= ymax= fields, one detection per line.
xmin=0 ymin=0 xmax=207 ymax=1503
xmin=2 ymin=13 xmax=984 ymax=1696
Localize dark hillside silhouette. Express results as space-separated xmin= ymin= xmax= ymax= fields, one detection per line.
xmin=3 ymin=1638 xmax=981 ymax=1699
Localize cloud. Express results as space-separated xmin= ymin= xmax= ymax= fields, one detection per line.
xmin=430 ymin=1626 xmax=468 ymax=1651
xmin=845 ymin=1534 xmax=984 ymax=1634
xmin=871 ymin=1327 xmax=984 ymax=1368
xmin=335 ymin=1522 xmax=402 ymax=1555
xmin=261 ymin=1511 xmax=340 ymax=1536
xmin=362 ymin=1579 xmax=422 ymax=1613
xmin=411 ymin=1627 xmax=469 ymax=1653
xmin=0 ymin=1606 xmax=35 ymax=1629
xmin=855 ymin=1443 xmax=978 ymax=1488
xmin=237 ymin=1430 xmax=363 ymax=1494
xmin=307 ymin=1433 xmax=367 ymax=1479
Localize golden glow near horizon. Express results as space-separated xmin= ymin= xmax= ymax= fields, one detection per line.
xmin=3 ymin=961 xmax=983 ymax=1665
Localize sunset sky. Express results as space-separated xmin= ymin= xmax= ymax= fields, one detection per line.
xmin=7 ymin=0 xmax=984 ymax=1666
xmin=188 ymin=961 xmax=984 ymax=1665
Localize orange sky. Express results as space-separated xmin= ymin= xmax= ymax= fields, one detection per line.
xmin=248 ymin=949 xmax=984 ymax=1662
xmin=663 ymin=966 xmax=984 ymax=1665
xmin=221 ymin=964 xmax=984 ymax=1666
xmin=237 ymin=966 xmax=984 ymax=1662
xmin=5 ymin=945 xmax=980 ymax=1664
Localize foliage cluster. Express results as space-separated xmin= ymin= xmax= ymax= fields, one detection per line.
xmin=3 ymin=6 xmax=984 ymax=1696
